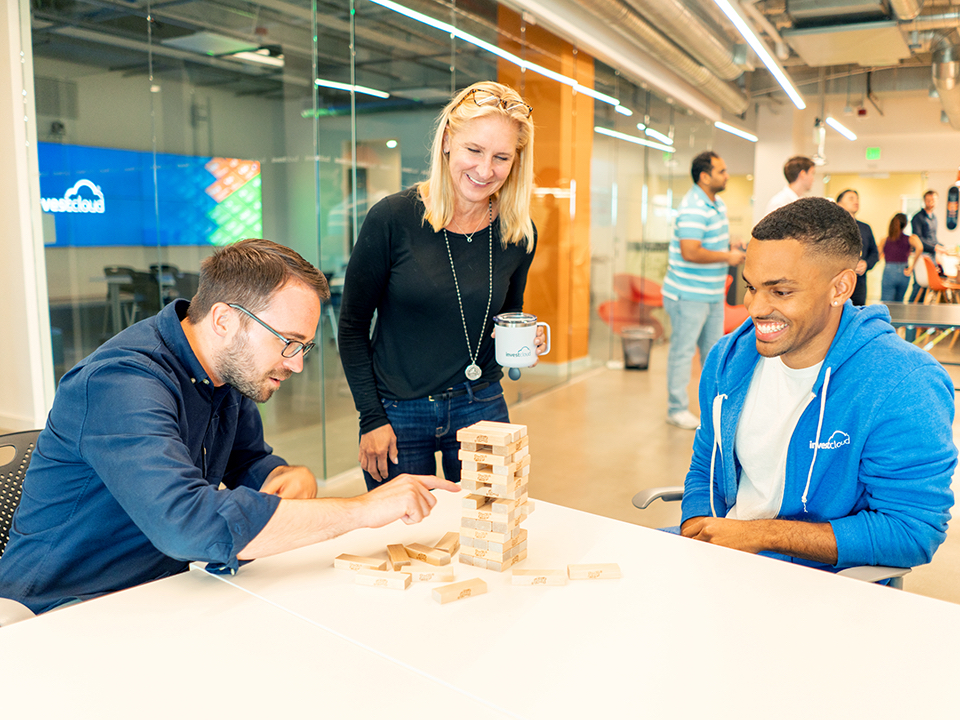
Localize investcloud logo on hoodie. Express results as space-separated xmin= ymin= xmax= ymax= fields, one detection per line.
xmin=810 ymin=430 xmax=851 ymax=450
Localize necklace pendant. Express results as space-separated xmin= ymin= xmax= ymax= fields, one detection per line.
xmin=465 ymin=363 xmax=482 ymax=381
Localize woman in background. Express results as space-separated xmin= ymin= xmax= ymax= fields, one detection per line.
xmin=878 ymin=212 xmax=923 ymax=302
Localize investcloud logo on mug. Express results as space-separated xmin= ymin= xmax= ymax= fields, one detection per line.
xmin=494 ymin=313 xmax=550 ymax=368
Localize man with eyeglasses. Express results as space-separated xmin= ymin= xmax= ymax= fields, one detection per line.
xmin=0 ymin=239 xmax=458 ymax=615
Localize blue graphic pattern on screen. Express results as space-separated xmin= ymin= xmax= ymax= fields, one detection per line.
xmin=38 ymin=143 xmax=262 ymax=247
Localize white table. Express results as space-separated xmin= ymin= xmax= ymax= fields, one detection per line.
xmin=3 ymin=494 xmax=959 ymax=718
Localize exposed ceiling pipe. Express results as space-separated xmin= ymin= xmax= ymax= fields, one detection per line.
xmin=889 ymin=0 xmax=923 ymax=22
xmin=899 ymin=11 xmax=960 ymax=33
xmin=621 ymin=0 xmax=742 ymax=81
xmin=932 ymin=43 xmax=960 ymax=131
xmin=576 ymin=0 xmax=749 ymax=114
xmin=740 ymin=1 xmax=791 ymax=62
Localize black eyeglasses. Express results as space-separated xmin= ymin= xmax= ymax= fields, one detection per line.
xmin=460 ymin=88 xmax=533 ymax=118
xmin=228 ymin=303 xmax=315 ymax=359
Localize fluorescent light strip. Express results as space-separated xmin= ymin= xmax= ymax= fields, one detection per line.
xmin=714 ymin=120 xmax=758 ymax=142
xmin=594 ymin=126 xmax=676 ymax=153
xmin=229 ymin=50 xmax=284 ymax=68
xmin=711 ymin=0 xmax=805 ymax=110
xmin=614 ymin=105 xmax=633 ymax=116
xmin=825 ymin=116 xmax=857 ymax=141
xmin=369 ymin=0 xmax=622 ymax=110
xmin=315 ymin=78 xmax=391 ymax=99
xmin=644 ymin=127 xmax=673 ymax=145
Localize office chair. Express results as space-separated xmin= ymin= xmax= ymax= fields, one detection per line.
xmin=0 ymin=430 xmax=42 ymax=626
xmin=632 ymin=487 xmax=911 ymax=589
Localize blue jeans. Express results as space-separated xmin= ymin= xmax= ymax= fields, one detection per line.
xmin=664 ymin=297 xmax=724 ymax=416
xmin=881 ymin=262 xmax=910 ymax=302
xmin=363 ymin=381 xmax=510 ymax=491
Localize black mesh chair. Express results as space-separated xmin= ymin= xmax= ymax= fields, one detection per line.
xmin=103 ymin=265 xmax=137 ymax=335
xmin=0 ymin=430 xmax=42 ymax=626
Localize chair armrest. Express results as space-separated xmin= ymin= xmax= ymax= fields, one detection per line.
xmin=632 ymin=486 xmax=684 ymax=509
xmin=837 ymin=565 xmax=912 ymax=589
xmin=0 ymin=597 xmax=35 ymax=627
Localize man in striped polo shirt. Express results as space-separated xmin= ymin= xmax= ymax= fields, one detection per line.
xmin=663 ymin=151 xmax=745 ymax=430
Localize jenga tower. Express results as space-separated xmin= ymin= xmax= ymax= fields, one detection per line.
xmin=456 ymin=421 xmax=531 ymax=571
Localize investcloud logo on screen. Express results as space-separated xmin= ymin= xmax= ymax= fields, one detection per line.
xmin=40 ymin=179 xmax=105 ymax=214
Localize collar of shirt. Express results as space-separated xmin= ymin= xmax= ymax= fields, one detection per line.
xmin=691 ymin=183 xmax=724 ymax=210
xmin=156 ymin=299 xmax=218 ymax=396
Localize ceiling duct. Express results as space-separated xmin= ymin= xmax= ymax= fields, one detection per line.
xmin=932 ymin=43 xmax=960 ymax=131
xmin=621 ymin=0 xmax=742 ymax=81
xmin=577 ymin=0 xmax=748 ymax=114
xmin=888 ymin=0 xmax=923 ymax=22
xmin=900 ymin=10 xmax=960 ymax=33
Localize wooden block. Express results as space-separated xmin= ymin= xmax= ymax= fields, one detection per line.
xmin=458 ymin=553 xmax=478 ymax=567
xmin=461 ymin=494 xmax=488 ymax=509
xmin=404 ymin=543 xmax=451 ymax=566
xmin=461 ymin=453 xmax=531 ymax=477
xmin=512 ymin=569 xmax=567 ymax=586
xmin=432 ymin=578 xmax=487 ymax=604
xmin=485 ymin=548 xmax=526 ymax=572
xmin=460 ymin=525 xmax=523 ymax=544
xmin=461 ymin=435 xmax=529 ymax=456
xmin=460 ymin=477 xmax=528 ymax=500
xmin=406 ymin=566 xmax=455 ymax=582
xmin=334 ymin=554 xmax=387 ymax=572
xmin=457 ymin=444 xmax=530 ymax=467
xmin=491 ymin=495 xmax=529 ymax=513
xmin=521 ymin=500 xmax=535 ymax=516
xmin=462 ymin=504 xmax=523 ymax=524
xmin=460 ymin=539 xmax=526 ymax=564
xmin=355 ymin=568 xmax=412 ymax=590
xmin=471 ymin=420 xmax=527 ymax=442
xmin=461 ymin=514 xmax=524 ymax=535
xmin=468 ymin=528 xmax=527 ymax=554
xmin=457 ymin=424 xmax=515 ymax=446
xmin=434 ymin=531 xmax=460 ymax=555
xmin=568 ymin=563 xmax=622 ymax=580
xmin=387 ymin=544 xmax=411 ymax=571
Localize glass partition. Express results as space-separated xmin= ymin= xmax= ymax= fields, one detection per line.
xmin=27 ymin=0 xmax=720 ymax=479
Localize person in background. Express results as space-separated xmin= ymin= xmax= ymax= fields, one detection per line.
xmin=835 ymin=189 xmax=879 ymax=306
xmin=0 ymin=239 xmax=458 ymax=615
xmin=879 ymin=213 xmax=923 ymax=303
xmin=662 ymin=151 xmax=746 ymax=430
xmin=338 ymin=81 xmax=545 ymax=490
xmin=763 ymin=156 xmax=816 ymax=216
xmin=680 ymin=198 xmax=955 ymax=572
xmin=909 ymin=190 xmax=941 ymax=303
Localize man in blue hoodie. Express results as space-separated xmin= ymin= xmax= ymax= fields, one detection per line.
xmin=680 ymin=197 xmax=955 ymax=571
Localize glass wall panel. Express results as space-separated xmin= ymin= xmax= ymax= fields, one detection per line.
xmin=28 ymin=0 xmax=726 ymax=480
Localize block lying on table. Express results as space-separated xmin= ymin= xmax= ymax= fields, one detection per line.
xmin=334 ymin=554 xmax=387 ymax=572
xmin=432 ymin=577 xmax=488 ymax=604
xmin=405 ymin=566 xmax=455 ymax=583
xmin=387 ymin=544 xmax=411 ymax=571
xmin=433 ymin=531 xmax=460 ymax=556
xmin=404 ymin=543 xmax=451 ymax=566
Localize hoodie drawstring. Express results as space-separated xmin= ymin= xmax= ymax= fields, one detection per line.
xmin=709 ymin=394 xmax=727 ymax=518
xmin=802 ymin=366 xmax=831 ymax=513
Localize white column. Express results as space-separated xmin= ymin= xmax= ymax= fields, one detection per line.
xmin=0 ymin=0 xmax=54 ymax=430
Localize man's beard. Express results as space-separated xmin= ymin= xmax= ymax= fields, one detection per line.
xmin=217 ymin=331 xmax=288 ymax=403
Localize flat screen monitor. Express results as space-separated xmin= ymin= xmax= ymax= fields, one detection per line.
xmin=38 ymin=142 xmax=262 ymax=247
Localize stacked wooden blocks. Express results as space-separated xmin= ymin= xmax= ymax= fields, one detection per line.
xmin=457 ymin=420 xmax=532 ymax=572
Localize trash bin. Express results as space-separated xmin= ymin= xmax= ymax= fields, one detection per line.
xmin=621 ymin=325 xmax=655 ymax=370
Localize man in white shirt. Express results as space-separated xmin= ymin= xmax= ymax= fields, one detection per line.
xmin=763 ymin=156 xmax=816 ymax=217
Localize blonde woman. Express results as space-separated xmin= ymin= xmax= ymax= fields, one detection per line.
xmin=339 ymin=81 xmax=543 ymax=490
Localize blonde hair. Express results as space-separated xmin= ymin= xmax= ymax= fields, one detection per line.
xmin=419 ymin=81 xmax=535 ymax=251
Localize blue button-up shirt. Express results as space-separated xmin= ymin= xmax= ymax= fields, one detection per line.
xmin=0 ymin=300 xmax=284 ymax=613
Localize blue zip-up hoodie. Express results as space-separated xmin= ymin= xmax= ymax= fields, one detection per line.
xmin=681 ymin=302 xmax=956 ymax=570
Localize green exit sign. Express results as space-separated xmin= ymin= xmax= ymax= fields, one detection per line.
xmin=866 ymin=147 xmax=881 ymax=160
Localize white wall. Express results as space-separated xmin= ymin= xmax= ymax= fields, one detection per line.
xmin=0 ymin=0 xmax=54 ymax=430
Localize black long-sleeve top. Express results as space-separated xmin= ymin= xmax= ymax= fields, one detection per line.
xmin=338 ymin=187 xmax=537 ymax=434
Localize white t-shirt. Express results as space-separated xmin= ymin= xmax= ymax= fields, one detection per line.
xmin=763 ymin=186 xmax=801 ymax=217
xmin=728 ymin=356 xmax=822 ymax=520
